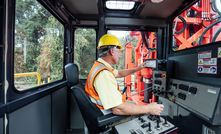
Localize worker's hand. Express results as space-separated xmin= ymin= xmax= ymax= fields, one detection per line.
xmin=151 ymin=0 xmax=164 ymax=3
xmin=146 ymin=102 xmax=164 ymax=115
xmin=136 ymin=61 xmax=148 ymax=71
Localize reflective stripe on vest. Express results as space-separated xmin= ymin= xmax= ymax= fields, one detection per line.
xmin=87 ymin=63 xmax=112 ymax=108
xmin=89 ymin=64 xmax=107 ymax=86
xmin=85 ymin=61 xmax=126 ymax=110
xmin=88 ymin=95 xmax=103 ymax=106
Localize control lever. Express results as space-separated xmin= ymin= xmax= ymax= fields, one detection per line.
xmin=155 ymin=119 xmax=161 ymax=130
xmin=146 ymin=122 xmax=153 ymax=134
xmin=163 ymin=116 xmax=170 ymax=127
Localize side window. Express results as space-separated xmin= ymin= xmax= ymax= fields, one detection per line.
xmin=173 ymin=1 xmax=221 ymax=51
xmin=14 ymin=0 xmax=64 ymax=91
xmin=74 ymin=28 xmax=96 ymax=78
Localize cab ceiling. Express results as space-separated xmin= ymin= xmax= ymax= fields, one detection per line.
xmin=61 ymin=0 xmax=185 ymax=19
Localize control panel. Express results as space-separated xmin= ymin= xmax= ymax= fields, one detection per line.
xmin=152 ymin=70 xmax=167 ymax=96
xmin=168 ymin=79 xmax=221 ymax=120
xmin=114 ymin=114 xmax=177 ymax=134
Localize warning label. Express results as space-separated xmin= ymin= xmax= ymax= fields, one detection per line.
xmin=198 ymin=51 xmax=211 ymax=59
xmin=198 ymin=51 xmax=217 ymax=74
xmin=198 ymin=58 xmax=217 ymax=65
xmin=218 ymin=47 xmax=221 ymax=58
xmin=198 ymin=66 xmax=217 ymax=74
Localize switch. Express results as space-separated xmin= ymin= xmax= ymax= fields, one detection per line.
xmin=136 ymin=129 xmax=144 ymax=134
xmin=154 ymin=73 xmax=166 ymax=78
xmin=161 ymin=74 xmax=166 ymax=78
xmin=141 ymin=123 xmax=148 ymax=128
xmin=129 ymin=129 xmax=137 ymax=134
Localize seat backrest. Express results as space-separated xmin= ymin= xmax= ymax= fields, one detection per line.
xmin=65 ymin=63 xmax=105 ymax=134
xmin=65 ymin=63 xmax=82 ymax=87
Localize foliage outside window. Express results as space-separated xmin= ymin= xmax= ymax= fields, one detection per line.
xmin=14 ymin=0 xmax=64 ymax=91
xmin=173 ymin=0 xmax=221 ymax=51
xmin=74 ymin=29 xmax=96 ymax=78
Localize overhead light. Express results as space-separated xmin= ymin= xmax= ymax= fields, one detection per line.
xmin=106 ymin=1 xmax=135 ymax=10
xmin=151 ymin=0 xmax=164 ymax=3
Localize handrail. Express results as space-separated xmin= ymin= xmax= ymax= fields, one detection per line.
xmin=14 ymin=72 xmax=41 ymax=86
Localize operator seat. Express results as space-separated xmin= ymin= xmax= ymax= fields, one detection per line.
xmin=65 ymin=63 xmax=129 ymax=134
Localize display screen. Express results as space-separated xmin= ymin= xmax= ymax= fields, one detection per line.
xmin=145 ymin=59 xmax=157 ymax=69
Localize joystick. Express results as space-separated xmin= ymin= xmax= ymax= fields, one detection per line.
xmin=155 ymin=119 xmax=162 ymax=131
xmin=146 ymin=122 xmax=153 ymax=134
xmin=163 ymin=116 xmax=170 ymax=127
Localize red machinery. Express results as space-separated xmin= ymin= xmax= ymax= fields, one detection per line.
xmin=173 ymin=0 xmax=221 ymax=50
xmin=124 ymin=0 xmax=221 ymax=104
xmin=124 ymin=31 xmax=157 ymax=104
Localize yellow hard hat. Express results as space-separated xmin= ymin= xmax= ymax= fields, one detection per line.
xmin=97 ymin=34 xmax=124 ymax=50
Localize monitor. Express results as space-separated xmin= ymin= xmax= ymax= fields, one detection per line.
xmin=145 ymin=59 xmax=157 ymax=69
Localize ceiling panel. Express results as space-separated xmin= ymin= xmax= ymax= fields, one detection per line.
xmin=139 ymin=0 xmax=184 ymax=18
xmin=61 ymin=0 xmax=99 ymax=14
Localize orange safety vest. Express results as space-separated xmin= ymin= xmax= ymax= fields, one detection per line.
xmin=85 ymin=61 xmax=126 ymax=110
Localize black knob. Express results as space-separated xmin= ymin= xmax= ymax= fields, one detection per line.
xmin=157 ymin=90 xmax=161 ymax=94
xmin=164 ymin=117 xmax=168 ymax=124
xmin=157 ymin=90 xmax=165 ymax=95
xmin=153 ymin=89 xmax=157 ymax=93
xmin=148 ymin=122 xmax=152 ymax=131
xmin=163 ymin=116 xmax=170 ymax=127
xmin=157 ymin=119 xmax=160 ymax=128
xmin=138 ymin=117 xmax=142 ymax=120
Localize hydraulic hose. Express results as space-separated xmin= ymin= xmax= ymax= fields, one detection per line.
xmin=175 ymin=16 xmax=187 ymax=34
xmin=211 ymin=27 xmax=221 ymax=42
xmin=199 ymin=18 xmax=221 ymax=45
xmin=141 ymin=31 xmax=149 ymax=49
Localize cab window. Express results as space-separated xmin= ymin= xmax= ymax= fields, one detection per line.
xmin=74 ymin=28 xmax=96 ymax=78
xmin=173 ymin=1 xmax=221 ymax=51
xmin=14 ymin=0 xmax=64 ymax=91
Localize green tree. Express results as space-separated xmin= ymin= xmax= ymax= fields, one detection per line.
xmin=74 ymin=29 xmax=96 ymax=78
xmin=14 ymin=0 xmax=64 ymax=89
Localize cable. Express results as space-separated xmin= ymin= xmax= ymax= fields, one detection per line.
xmin=141 ymin=31 xmax=149 ymax=49
xmin=175 ymin=16 xmax=187 ymax=34
xmin=211 ymin=27 xmax=221 ymax=42
xmin=202 ymin=17 xmax=221 ymax=28
xmin=202 ymin=19 xmax=207 ymax=28
xmin=199 ymin=18 xmax=221 ymax=45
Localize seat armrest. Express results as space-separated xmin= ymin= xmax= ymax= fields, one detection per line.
xmin=97 ymin=113 xmax=129 ymax=127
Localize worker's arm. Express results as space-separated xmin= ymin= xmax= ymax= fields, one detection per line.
xmin=116 ymin=62 xmax=147 ymax=78
xmin=110 ymin=102 xmax=164 ymax=115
